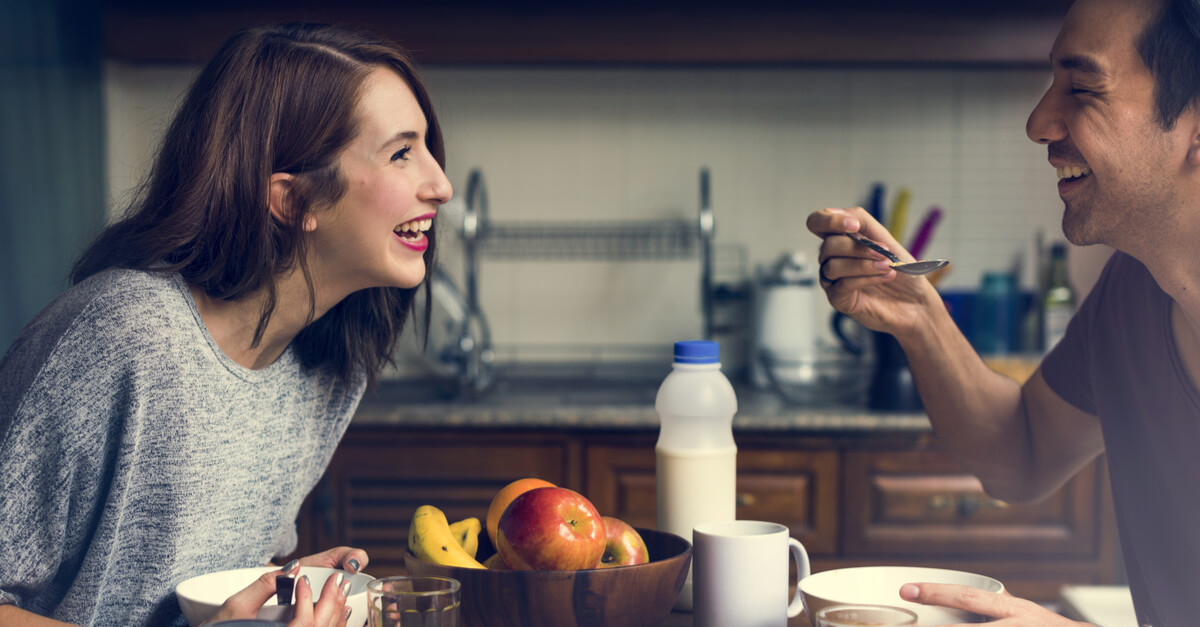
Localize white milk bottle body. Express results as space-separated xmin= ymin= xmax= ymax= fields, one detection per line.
xmin=655 ymin=340 xmax=737 ymax=612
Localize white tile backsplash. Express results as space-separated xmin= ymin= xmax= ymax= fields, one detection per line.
xmin=105 ymin=62 xmax=1104 ymax=371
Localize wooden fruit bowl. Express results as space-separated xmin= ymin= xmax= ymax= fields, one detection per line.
xmin=404 ymin=527 xmax=691 ymax=627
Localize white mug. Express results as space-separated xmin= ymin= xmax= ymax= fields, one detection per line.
xmin=692 ymin=520 xmax=811 ymax=627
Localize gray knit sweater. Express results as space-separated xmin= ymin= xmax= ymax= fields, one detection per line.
xmin=0 ymin=268 xmax=366 ymax=626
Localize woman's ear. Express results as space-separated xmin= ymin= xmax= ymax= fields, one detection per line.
xmin=268 ymin=173 xmax=317 ymax=231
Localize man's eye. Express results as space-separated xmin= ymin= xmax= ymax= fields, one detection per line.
xmin=391 ymin=147 xmax=411 ymax=161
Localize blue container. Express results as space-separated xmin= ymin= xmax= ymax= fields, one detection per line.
xmin=972 ymin=272 xmax=1020 ymax=354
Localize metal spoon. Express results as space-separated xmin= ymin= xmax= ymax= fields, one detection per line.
xmin=848 ymin=233 xmax=949 ymax=276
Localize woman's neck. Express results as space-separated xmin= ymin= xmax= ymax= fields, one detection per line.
xmin=188 ymin=270 xmax=334 ymax=370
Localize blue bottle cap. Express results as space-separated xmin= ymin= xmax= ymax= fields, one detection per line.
xmin=674 ymin=340 xmax=719 ymax=364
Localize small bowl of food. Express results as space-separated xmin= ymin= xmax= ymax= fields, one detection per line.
xmin=175 ymin=566 xmax=374 ymax=627
xmin=798 ymin=566 xmax=1005 ymax=625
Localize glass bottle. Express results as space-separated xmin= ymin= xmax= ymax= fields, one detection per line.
xmin=1041 ymin=243 xmax=1076 ymax=352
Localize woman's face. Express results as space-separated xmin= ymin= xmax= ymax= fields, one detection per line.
xmin=309 ymin=67 xmax=451 ymax=296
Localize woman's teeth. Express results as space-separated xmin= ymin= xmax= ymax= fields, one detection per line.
xmin=395 ymin=218 xmax=432 ymax=238
xmin=1056 ymin=166 xmax=1091 ymax=180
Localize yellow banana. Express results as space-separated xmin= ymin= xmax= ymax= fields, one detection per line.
xmin=448 ymin=516 xmax=482 ymax=559
xmin=408 ymin=505 xmax=485 ymax=569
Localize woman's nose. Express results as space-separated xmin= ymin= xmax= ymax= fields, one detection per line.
xmin=421 ymin=164 xmax=453 ymax=206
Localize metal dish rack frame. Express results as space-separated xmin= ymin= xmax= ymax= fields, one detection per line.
xmin=448 ymin=167 xmax=717 ymax=396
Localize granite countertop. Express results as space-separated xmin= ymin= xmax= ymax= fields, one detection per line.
xmin=353 ymin=378 xmax=930 ymax=433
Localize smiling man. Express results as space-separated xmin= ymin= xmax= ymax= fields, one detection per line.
xmin=807 ymin=0 xmax=1200 ymax=625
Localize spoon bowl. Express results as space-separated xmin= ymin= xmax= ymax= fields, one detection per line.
xmin=848 ymin=233 xmax=949 ymax=276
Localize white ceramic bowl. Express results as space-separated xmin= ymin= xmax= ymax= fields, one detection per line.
xmin=798 ymin=566 xmax=1004 ymax=625
xmin=175 ymin=566 xmax=374 ymax=627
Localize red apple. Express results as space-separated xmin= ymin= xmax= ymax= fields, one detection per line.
xmin=597 ymin=516 xmax=650 ymax=568
xmin=495 ymin=486 xmax=607 ymax=570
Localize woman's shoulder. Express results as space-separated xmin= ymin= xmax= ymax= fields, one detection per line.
xmin=2 ymin=269 xmax=196 ymax=384
xmin=60 ymin=267 xmax=190 ymax=328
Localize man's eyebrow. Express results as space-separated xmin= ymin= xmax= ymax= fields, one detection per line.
xmin=1052 ymin=53 xmax=1108 ymax=77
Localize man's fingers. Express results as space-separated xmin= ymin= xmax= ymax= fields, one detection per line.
xmin=807 ymin=207 xmax=862 ymax=236
xmin=900 ymin=582 xmax=1011 ymax=618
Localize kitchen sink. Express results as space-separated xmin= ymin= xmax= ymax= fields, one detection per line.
xmin=372 ymin=365 xmax=667 ymax=408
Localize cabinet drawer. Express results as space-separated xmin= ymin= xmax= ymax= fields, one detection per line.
xmin=843 ymin=450 xmax=1100 ymax=558
xmin=313 ymin=429 xmax=571 ymax=575
xmin=585 ymin=444 xmax=838 ymax=554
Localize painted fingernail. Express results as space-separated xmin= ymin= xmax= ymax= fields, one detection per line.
xmin=335 ymin=573 xmax=344 ymax=587
xmin=344 ymin=607 xmax=353 ymax=622
xmin=341 ymin=580 xmax=352 ymax=596
xmin=281 ymin=559 xmax=300 ymax=574
xmin=348 ymin=558 xmax=361 ymax=573
xmin=301 ymin=574 xmax=311 ymax=589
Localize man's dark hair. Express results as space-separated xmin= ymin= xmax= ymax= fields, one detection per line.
xmin=1139 ymin=0 xmax=1200 ymax=130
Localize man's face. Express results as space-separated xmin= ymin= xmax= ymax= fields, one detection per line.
xmin=1026 ymin=0 xmax=1192 ymax=249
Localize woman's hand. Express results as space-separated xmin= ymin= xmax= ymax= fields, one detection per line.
xmin=199 ymin=561 xmax=353 ymax=627
xmin=899 ymin=582 xmax=1098 ymax=626
xmin=292 ymin=546 xmax=369 ymax=575
xmin=807 ymin=207 xmax=942 ymax=337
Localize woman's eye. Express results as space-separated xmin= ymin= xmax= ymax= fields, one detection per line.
xmin=391 ymin=147 xmax=412 ymax=162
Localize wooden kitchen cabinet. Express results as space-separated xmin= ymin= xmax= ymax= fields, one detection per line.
xmin=844 ymin=450 xmax=1102 ymax=558
xmin=584 ymin=436 xmax=839 ymax=555
xmin=296 ymin=426 xmax=1116 ymax=601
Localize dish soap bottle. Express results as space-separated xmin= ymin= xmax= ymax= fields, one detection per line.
xmin=656 ymin=340 xmax=738 ymax=611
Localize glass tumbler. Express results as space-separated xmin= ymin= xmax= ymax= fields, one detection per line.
xmin=816 ymin=604 xmax=918 ymax=626
xmin=366 ymin=576 xmax=460 ymax=627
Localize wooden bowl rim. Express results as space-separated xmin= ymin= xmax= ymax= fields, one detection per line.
xmin=406 ymin=526 xmax=692 ymax=575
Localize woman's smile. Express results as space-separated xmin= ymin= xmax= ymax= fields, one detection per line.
xmin=393 ymin=212 xmax=435 ymax=252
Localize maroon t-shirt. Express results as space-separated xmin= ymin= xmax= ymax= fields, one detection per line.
xmin=1042 ymin=251 xmax=1200 ymax=627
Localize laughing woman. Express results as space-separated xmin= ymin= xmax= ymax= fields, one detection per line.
xmin=0 ymin=23 xmax=450 ymax=627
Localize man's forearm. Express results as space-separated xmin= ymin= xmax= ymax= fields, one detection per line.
xmin=896 ymin=302 xmax=1036 ymax=501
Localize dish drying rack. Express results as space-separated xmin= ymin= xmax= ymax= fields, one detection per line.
xmin=438 ymin=167 xmax=719 ymax=397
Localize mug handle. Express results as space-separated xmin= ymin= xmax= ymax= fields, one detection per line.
xmin=830 ymin=311 xmax=864 ymax=356
xmin=786 ymin=538 xmax=810 ymax=619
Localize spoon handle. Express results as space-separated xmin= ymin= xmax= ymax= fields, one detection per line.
xmin=847 ymin=233 xmax=901 ymax=264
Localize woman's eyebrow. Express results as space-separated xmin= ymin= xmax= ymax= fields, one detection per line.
xmin=380 ymin=130 xmax=419 ymax=149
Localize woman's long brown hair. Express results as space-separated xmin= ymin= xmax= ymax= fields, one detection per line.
xmin=73 ymin=23 xmax=442 ymax=385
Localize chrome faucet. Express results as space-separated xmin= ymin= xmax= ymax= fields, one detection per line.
xmin=444 ymin=168 xmax=494 ymax=397
xmin=699 ymin=167 xmax=715 ymax=340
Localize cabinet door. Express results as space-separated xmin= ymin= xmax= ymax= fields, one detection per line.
xmin=843 ymin=450 xmax=1101 ymax=557
xmin=585 ymin=443 xmax=839 ymax=554
xmin=310 ymin=428 xmax=571 ymax=576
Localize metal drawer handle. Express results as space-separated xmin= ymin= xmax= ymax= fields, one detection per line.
xmin=927 ymin=494 xmax=1009 ymax=516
